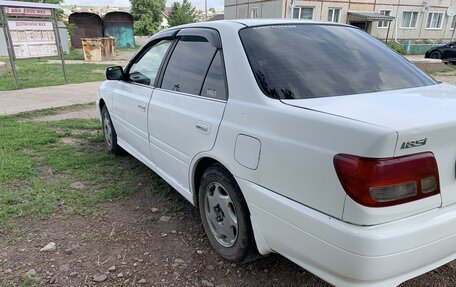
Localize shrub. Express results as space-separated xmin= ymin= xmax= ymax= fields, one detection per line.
xmin=386 ymin=42 xmax=405 ymax=54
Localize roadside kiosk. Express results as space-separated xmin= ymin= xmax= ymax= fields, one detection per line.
xmin=0 ymin=0 xmax=67 ymax=89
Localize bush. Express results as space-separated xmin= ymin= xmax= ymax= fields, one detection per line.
xmin=386 ymin=42 xmax=406 ymax=54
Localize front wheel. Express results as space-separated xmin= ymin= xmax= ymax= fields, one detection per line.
xmin=101 ymin=106 xmax=123 ymax=154
xmin=430 ymin=51 xmax=442 ymax=59
xmin=198 ymin=163 xmax=258 ymax=263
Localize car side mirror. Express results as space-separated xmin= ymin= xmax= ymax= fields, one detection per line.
xmin=106 ymin=66 xmax=124 ymax=80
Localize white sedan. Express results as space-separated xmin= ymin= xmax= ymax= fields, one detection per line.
xmin=97 ymin=19 xmax=456 ymax=286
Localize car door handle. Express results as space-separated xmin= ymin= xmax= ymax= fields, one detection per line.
xmin=138 ymin=104 xmax=146 ymax=111
xmin=195 ymin=121 xmax=211 ymax=135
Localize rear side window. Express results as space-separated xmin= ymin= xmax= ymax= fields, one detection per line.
xmin=201 ymin=51 xmax=227 ymax=100
xmin=162 ymin=35 xmax=217 ymax=95
xmin=239 ymin=25 xmax=436 ymax=99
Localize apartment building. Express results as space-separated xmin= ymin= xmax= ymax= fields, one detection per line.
xmin=224 ymin=0 xmax=456 ymax=41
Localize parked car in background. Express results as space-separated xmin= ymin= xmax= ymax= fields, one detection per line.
xmin=97 ymin=19 xmax=456 ymax=287
xmin=425 ymin=42 xmax=456 ymax=62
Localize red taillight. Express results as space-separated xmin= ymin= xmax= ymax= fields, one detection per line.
xmin=333 ymin=152 xmax=440 ymax=207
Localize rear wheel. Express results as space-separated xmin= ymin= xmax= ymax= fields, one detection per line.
xmin=198 ymin=163 xmax=258 ymax=263
xmin=430 ymin=51 xmax=442 ymax=59
xmin=101 ymin=106 xmax=123 ymax=154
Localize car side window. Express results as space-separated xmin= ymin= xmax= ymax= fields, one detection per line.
xmin=200 ymin=51 xmax=227 ymax=100
xmin=161 ymin=35 xmax=217 ymax=95
xmin=129 ymin=40 xmax=172 ymax=86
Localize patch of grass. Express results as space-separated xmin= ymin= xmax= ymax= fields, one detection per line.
xmin=426 ymin=64 xmax=456 ymax=76
xmin=64 ymin=49 xmax=85 ymax=60
xmin=0 ymin=58 xmax=108 ymax=91
xmin=144 ymin=214 xmax=159 ymax=222
xmin=0 ymin=272 xmax=40 ymax=287
xmin=80 ymin=229 xmax=111 ymax=242
xmin=0 ymin=106 xmax=178 ymax=235
xmin=386 ymin=42 xmax=406 ymax=54
xmin=20 ymin=277 xmax=37 ymax=287
xmin=0 ymin=118 xmax=58 ymax=183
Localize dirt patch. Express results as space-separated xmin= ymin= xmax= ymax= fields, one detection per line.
xmin=33 ymin=108 xmax=98 ymax=122
xmin=415 ymin=62 xmax=448 ymax=74
xmin=433 ymin=75 xmax=456 ymax=84
xmin=43 ymin=49 xmax=135 ymax=66
xmin=0 ymin=62 xmax=9 ymax=75
xmin=433 ymin=69 xmax=456 ymax=84
xmin=113 ymin=50 xmax=136 ymax=62
xmin=0 ymin=188 xmax=330 ymax=287
xmin=60 ymin=137 xmax=84 ymax=145
xmin=1 ymin=184 xmax=454 ymax=287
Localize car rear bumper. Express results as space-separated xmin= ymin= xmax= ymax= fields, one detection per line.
xmin=237 ymin=177 xmax=456 ymax=287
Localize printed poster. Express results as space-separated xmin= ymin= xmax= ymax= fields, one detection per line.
xmin=7 ymin=20 xmax=59 ymax=59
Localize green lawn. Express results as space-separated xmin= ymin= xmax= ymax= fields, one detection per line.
xmin=0 ymin=51 xmax=108 ymax=91
xmin=0 ymin=105 xmax=177 ymax=238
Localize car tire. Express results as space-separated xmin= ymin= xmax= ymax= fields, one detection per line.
xmin=198 ymin=163 xmax=259 ymax=263
xmin=101 ymin=106 xmax=124 ymax=155
xmin=430 ymin=51 xmax=442 ymax=59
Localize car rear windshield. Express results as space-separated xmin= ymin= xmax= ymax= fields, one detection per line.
xmin=239 ymin=24 xmax=436 ymax=99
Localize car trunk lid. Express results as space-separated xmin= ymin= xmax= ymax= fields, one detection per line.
xmin=282 ymin=83 xmax=456 ymax=210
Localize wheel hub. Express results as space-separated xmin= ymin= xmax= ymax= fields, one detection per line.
xmin=103 ymin=113 xmax=113 ymax=148
xmin=204 ymin=182 xmax=239 ymax=247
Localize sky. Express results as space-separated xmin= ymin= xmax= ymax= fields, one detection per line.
xmin=63 ymin=0 xmax=224 ymax=11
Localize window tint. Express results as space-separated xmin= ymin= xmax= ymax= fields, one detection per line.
xmin=239 ymin=25 xmax=435 ymax=100
xmin=129 ymin=40 xmax=171 ymax=85
xmin=162 ymin=35 xmax=217 ymax=95
xmin=201 ymin=51 xmax=227 ymax=100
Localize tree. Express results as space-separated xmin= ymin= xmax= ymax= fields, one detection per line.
xmin=168 ymin=0 xmax=196 ymax=27
xmin=130 ymin=0 xmax=165 ymax=36
xmin=16 ymin=0 xmax=61 ymax=3
xmin=209 ymin=8 xmax=216 ymax=13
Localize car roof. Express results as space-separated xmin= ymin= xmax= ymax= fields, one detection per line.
xmin=168 ymin=18 xmax=351 ymax=30
xmin=146 ymin=19 xmax=354 ymax=47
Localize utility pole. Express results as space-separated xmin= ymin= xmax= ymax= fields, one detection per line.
xmin=205 ymin=0 xmax=208 ymax=21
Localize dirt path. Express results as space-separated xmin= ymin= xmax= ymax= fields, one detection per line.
xmin=45 ymin=49 xmax=136 ymax=67
xmin=0 ymin=82 xmax=99 ymax=116
xmin=32 ymin=107 xmax=98 ymax=122
xmin=433 ymin=70 xmax=456 ymax=84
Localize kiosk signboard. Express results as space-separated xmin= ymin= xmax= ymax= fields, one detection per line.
xmin=4 ymin=7 xmax=53 ymax=17
xmin=7 ymin=20 xmax=58 ymax=58
xmin=0 ymin=1 xmax=66 ymax=88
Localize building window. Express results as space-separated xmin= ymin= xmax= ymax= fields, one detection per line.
xmin=377 ymin=10 xmax=391 ymax=28
xmin=293 ymin=7 xmax=314 ymax=20
xmin=401 ymin=11 xmax=419 ymax=28
xmin=250 ymin=7 xmax=258 ymax=18
xmin=328 ymin=8 xmax=341 ymax=23
xmin=451 ymin=16 xmax=456 ymax=29
xmin=426 ymin=12 xmax=444 ymax=29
